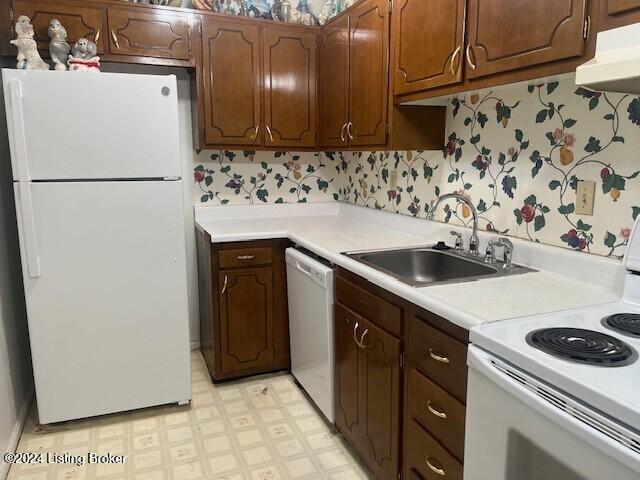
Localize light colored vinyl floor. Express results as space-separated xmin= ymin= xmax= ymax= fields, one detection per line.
xmin=8 ymin=352 xmax=370 ymax=480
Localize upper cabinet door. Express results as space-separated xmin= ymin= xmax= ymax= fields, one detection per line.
xmin=348 ymin=0 xmax=389 ymax=147
xmin=263 ymin=27 xmax=317 ymax=148
xmin=466 ymin=0 xmax=588 ymax=79
xmin=600 ymin=0 xmax=640 ymax=30
xmin=13 ymin=0 xmax=105 ymax=54
xmin=393 ymin=0 xmax=466 ymax=95
xmin=201 ymin=20 xmax=262 ymax=147
xmin=106 ymin=8 xmax=191 ymax=61
xmin=319 ymin=15 xmax=350 ymax=149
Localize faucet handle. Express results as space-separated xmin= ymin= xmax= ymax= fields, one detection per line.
xmin=427 ymin=200 xmax=436 ymax=219
xmin=484 ymin=240 xmax=496 ymax=264
xmin=497 ymin=237 xmax=514 ymax=269
xmin=450 ymin=231 xmax=464 ymax=251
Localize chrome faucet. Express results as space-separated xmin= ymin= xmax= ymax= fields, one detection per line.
xmin=496 ymin=237 xmax=514 ymax=270
xmin=428 ymin=193 xmax=480 ymax=256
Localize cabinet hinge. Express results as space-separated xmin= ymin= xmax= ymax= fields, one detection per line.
xmin=400 ymin=353 xmax=405 ymax=370
xmin=583 ymin=15 xmax=591 ymax=40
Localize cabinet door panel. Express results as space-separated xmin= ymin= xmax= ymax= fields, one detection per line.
xmin=107 ymin=8 xmax=191 ymax=60
xmin=201 ymin=20 xmax=262 ymax=146
xmin=334 ymin=303 xmax=363 ymax=447
xmin=360 ymin=316 xmax=401 ymax=480
xmin=393 ymin=0 xmax=465 ymax=95
xmin=600 ymin=0 xmax=640 ymax=29
xmin=320 ymin=15 xmax=350 ymax=148
xmin=218 ymin=267 xmax=275 ymax=374
xmin=263 ymin=28 xmax=317 ymax=148
xmin=466 ymin=0 xmax=587 ymax=79
xmin=349 ymin=0 xmax=389 ymax=147
xmin=13 ymin=0 xmax=105 ymax=54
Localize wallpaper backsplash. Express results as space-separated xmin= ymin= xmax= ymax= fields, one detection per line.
xmin=194 ymin=76 xmax=640 ymax=258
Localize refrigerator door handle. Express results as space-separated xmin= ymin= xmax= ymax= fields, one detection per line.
xmin=16 ymin=183 xmax=41 ymax=278
xmin=8 ymin=80 xmax=30 ymax=181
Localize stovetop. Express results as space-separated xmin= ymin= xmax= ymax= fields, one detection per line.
xmin=471 ymin=299 xmax=640 ymax=433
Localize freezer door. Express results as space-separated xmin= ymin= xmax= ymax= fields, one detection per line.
xmin=2 ymin=69 xmax=181 ymax=181
xmin=14 ymin=180 xmax=191 ymax=423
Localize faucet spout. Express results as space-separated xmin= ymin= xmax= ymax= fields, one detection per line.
xmin=428 ymin=193 xmax=480 ymax=256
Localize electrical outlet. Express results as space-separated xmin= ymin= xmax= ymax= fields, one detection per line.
xmin=390 ymin=170 xmax=398 ymax=190
xmin=576 ymin=180 xmax=596 ymax=215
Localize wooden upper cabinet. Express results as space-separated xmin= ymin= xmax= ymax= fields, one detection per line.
xmin=218 ymin=267 xmax=275 ymax=374
xmin=201 ymin=19 xmax=262 ymax=146
xmin=465 ymin=0 xmax=588 ymax=79
xmin=393 ymin=0 xmax=465 ymax=95
xmin=348 ymin=0 xmax=389 ymax=147
xmin=600 ymin=0 xmax=640 ymax=30
xmin=319 ymin=15 xmax=350 ymax=149
xmin=13 ymin=0 xmax=105 ymax=54
xmin=106 ymin=8 xmax=191 ymax=60
xmin=263 ymin=27 xmax=317 ymax=148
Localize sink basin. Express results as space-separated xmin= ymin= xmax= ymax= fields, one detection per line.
xmin=346 ymin=247 xmax=532 ymax=287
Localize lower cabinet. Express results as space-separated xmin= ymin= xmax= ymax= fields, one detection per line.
xmin=334 ymin=268 xmax=470 ymax=480
xmin=196 ymin=233 xmax=290 ymax=381
xmin=335 ymin=271 xmax=403 ymax=480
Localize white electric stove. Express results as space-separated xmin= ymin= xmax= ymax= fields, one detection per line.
xmin=464 ymin=219 xmax=640 ymax=480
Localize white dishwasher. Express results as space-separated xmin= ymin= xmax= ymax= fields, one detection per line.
xmin=285 ymin=247 xmax=335 ymax=423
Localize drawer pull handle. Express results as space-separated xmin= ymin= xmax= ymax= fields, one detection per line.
xmin=465 ymin=44 xmax=476 ymax=70
xmin=429 ymin=349 xmax=450 ymax=364
xmin=353 ymin=321 xmax=360 ymax=345
xmin=450 ymin=45 xmax=461 ymax=75
xmin=237 ymin=255 xmax=255 ymax=261
xmin=358 ymin=298 xmax=370 ymax=308
xmin=94 ymin=29 xmax=101 ymax=44
xmin=358 ymin=329 xmax=369 ymax=350
xmin=111 ymin=29 xmax=120 ymax=49
xmin=426 ymin=457 xmax=446 ymax=476
xmin=221 ymin=275 xmax=228 ymax=295
xmin=427 ymin=401 xmax=447 ymax=419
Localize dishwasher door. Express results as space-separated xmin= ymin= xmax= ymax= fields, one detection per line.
xmin=285 ymin=248 xmax=335 ymax=423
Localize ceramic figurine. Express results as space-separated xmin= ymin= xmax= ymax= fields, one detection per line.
xmin=11 ymin=16 xmax=49 ymax=70
xmin=48 ymin=19 xmax=70 ymax=71
xmin=318 ymin=0 xmax=337 ymax=24
xmin=271 ymin=0 xmax=292 ymax=22
xmin=68 ymin=38 xmax=101 ymax=72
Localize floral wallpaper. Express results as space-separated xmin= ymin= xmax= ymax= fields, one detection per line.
xmin=193 ymin=150 xmax=342 ymax=205
xmin=339 ymin=77 xmax=640 ymax=258
xmin=193 ymin=77 xmax=640 ymax=258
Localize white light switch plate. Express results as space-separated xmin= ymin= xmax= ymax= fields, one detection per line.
xmin=576 ymin=180 xmax=596 ymax=215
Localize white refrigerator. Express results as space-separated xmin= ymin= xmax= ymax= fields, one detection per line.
xmin=2 ymin=69 xmax=191 ymax=424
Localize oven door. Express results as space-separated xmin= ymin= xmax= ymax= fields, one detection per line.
xmin=465 ymin=346 xmax=640 ymax=480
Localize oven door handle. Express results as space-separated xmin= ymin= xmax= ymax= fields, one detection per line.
xmin=467 ymin=346 xmax=640 ymax=473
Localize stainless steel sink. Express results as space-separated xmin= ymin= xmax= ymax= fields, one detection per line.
xmin=345 ymin=246 xmax=533 ymax=287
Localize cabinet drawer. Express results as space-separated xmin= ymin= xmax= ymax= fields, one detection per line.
xmin=409 ymin=316 xmax=468 ymax=402
xmin=406 ymin=420 xmax=463 ymax=480
xmin=335 ymin=275 xmax=402 ymax=336
xmin=408 ymin=368 xmax=465 ymax=461
xmin=107 ymin=8 xmax=192 ymax=60
xmin=218 ymin=247 xmax=272 ymax=269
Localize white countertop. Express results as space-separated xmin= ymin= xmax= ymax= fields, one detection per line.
xmin=195 ymin=202 xmax=622 ymax=330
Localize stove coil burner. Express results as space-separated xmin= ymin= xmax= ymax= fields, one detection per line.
xmin=526 ymin=328 xmax=637 ymax=367
xmin=602 ymin=313 xmax=640 ymax=338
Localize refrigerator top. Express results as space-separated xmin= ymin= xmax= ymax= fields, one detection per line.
xmin=2 ymin=69 xmax=182 ymax=181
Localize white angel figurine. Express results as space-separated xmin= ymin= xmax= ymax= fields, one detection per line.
xmin=11 ymin=15 xmax=49 ymax=70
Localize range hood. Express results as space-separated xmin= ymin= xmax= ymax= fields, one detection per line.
xmin=576 ymin=22 xmax=640 ymax=93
